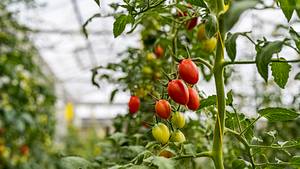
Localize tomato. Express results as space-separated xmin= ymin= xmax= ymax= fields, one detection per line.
xmin=152 ymin=123 xmax=170 ymax=144
xmin=178 ymin=59 xmax=199 ymax=84
xmin=177 ymin=11 xmax=187 ymax=17
xmin=171 ymin=112 xmax=185 ymax=129
xmin=153 ymin=72 xmax=162 ymax=80
xmin=186 ymin=17 xmax=198 ymax=30
xmin=20 ymin=145 xmax=29 ymax=156
xmin=154 ymin=45 xmax=164 ymax=58
xmin=155 ymin=99 xmax=171 ymax=119
xmin=159 ymin=149 xmax=174 ymax=158
xmin=197 ymin=24 xmax=207 ymax=41
xmin=128 ymin=96 xmax=140 ymax=114
xmin=187 ymin=88 xmax=200 ymax=111
xmin=168 ymin=79 xmax=189 ymax=105
xmin=146 ymin=53 xmax=156 ymax=61
xmin=171 ymin=130 xmax=186 ymax=143
xmin=142 ymin=66 xmax=153 ymax=75
xmin=203 ymin=37 xmax=217 ymax=53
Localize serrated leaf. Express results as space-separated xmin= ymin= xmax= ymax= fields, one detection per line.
xmin=205 ymin=14 xmax=218 ymax=38
xmin=185 ymin=0 xmax=207 ymax=8
xmin=60 ymin=156 xmax=93 ymax=169
xmin=225 ymin=32 xmax=240 ymax=62
xmin=199 ymin=95 xmax=216 ymax=109
xmin=224 ymin=1 xmax=258 ymax=31
xmin=277 ymin=0 xmax=295 ymax=21
xmin=113 ymin=14 xmax=134 ymax=38
xmin=232 ymin=159 xmax=251 ymax=169
xmin=270 ymin=58 xmax=291 ymax=88
xmin=255 ymin=41 xmax=284 ymax=82
xmin=258 ymin=107 xmax=299 ymax=122
xmin=295 ymin=72 xmax=300 ymax=80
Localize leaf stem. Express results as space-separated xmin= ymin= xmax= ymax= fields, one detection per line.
xmin=173 ymin=151 xmax=212 ymax=160
xmin=223 ymin=59 xmax=300 ymax=66
xmin=192 ymin=58 xmax=213 ymax=71
xmin=239 ymin=116 xmax=261 ymax=136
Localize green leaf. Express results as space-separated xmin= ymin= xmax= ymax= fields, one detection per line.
xmin=224 ymin=0 xmax=258 ymax=31
xmin=258 ymin=107 xmax=299 ymax=122
xmin=225 ymin=32 xmax=240 ymax=62
xmin=94 ymin=0 xmax=100 ymax=7
xmin=255 ymin=41 xmax=284 ymax=82
xmin=199 ymin=95 xmax=216 ymax=109
xmin=205 ymin=0 xmax=225 ymax=15
xmin=277 ymin=0 xmax=295 ymax=21
xmin=295 ymin=72 xmax=300 ymax=80
xmin=296 ymin=0 xmax=300 ymax=17
xmin=148 ymin=156 xmax=175 ymax=169
xmin=232 ymin=159 xmax=251 ymax=169
xmin=270 ymin=58 xmax=291 ymax=88
xmin=185 ymin=0 xmax=207 ymax=8
xmin=289 ymin=27 xmax=300 ymax=50
xmin=226 ymin=90 xmax=233 ymax=105
xmin=291 ymin=156 xmax=300 ymax=166
xmin=60 ymin=156 xmax=93 ymax=169
xmin=205 ymin=14 xmax=218 ymax=38
xmin=113 ymin=14 xmax=134 ymax=38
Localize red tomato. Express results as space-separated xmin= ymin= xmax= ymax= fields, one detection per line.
xmin=187 ymin=88 xmax=200 ymax=111
xmin=128 ymin=96 xmax=140 ymax=114
xmin=178 ymin=59 xmax=199 ymax=84
xmin=155 ymin=100 xmax=171 ymax=119
xmin=167 ymin=80 xmax=189 ymax=105
xmin=186 ymin=17 xmax=198 ymax=30
xmin=154 ymin=45 xmax=164 ymax=58
xmin=20 ymin=145 xmax=29 ymax=156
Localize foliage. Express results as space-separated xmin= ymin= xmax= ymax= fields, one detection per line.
xmin=0 ymin=3 xmax=58 ymax=169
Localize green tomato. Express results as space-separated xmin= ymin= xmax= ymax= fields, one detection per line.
xmin=171 ymin=130 xmax=186 ymax=143
xmin=152 ymin=123 xmax=170 ymax=144
xmin=171 ymin=112 xmax=185 ymax=129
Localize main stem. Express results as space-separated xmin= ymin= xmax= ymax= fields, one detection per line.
xmin=212 ymin=15 xmax=226 ymax=169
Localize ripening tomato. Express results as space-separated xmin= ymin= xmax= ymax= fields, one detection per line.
xmin=203 ymin=37 xmax=217 ymax=53
xmin=146 ymin=53 xmax=156 ymax=61
xmin=152 ymin=123 xmax=170 ymax=144
xmin=168 ymin=80 xmax=189 ymax=105
xmin=178 ymin=59 xmax=199 ymax=84
xmin=155 ymin=100 xmax=171 ymax=119
xmin=197 ymin=24 xmax=207 ymax=41
xmin=159 ymin=149 xmax=174 ymax=158
xmin=154 ymin=45 xmax=164 ymax=58
xmin=171 ymin=112 xmax=185 ymax=129
xmin=171 ymin=130 xmax=186 ymax=143
xmin=186 ymin=17 xmax=198 ymax=30
xmin=20 ymin=145 xmax=29 ymax=156
xmin=177 ymin=11 xmax=187 ymax=17
xmin=128 ymin=96 xmax=140 ymax=114
xmin=187 ymin=88 xmax=200 ymax=111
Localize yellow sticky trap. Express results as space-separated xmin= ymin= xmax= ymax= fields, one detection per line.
xmin=64 ymin=102 xmax=74 ymax=123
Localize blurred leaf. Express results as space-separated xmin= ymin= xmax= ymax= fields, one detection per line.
xmin=94 ymin=0 xmax=100 ymax=7
xmin=277 ymin=0 xmax=295 ymax=22
xmin=183 ymin=144 xmax=197 ymax=155
xmin=145 ymin=156 xmax=175 ymax=169
xmin=205 ymin=14 xmax=218 ymax=38
xmin=258 ymin=107 xmax=299 ymax=122
xmin=60 ymin=156 xmax=94 ymax=169
xmin=185 ymin=0 xmax=207 ymax=8
xmin=270 ymin=58 xmax=291 ymax=88
xmin=225 ymin=32 xmax=240 ymax=62
xmin=205 ymin=0 xmax=225 ymax=15
xmin=255 ymin=41 xmax=284 ymax=82
xmin=113 ymin=14 xmax=134 ymax=38
xmin=295 ymin=72 xmax=300 ymax=80
xmin=226 ymin=89 xmax=233 ymax=105
xmin=291 ymin=156 xmax=300 ymax=166
xmin=224 ymin=1 xmax=258 ymax=31
xmin=232 ymin=159 xmax=251 ymax=169
xmin=199 ymin=95 xmax=216 ymax=109
xmin=109 ymin=132 xmax=128 ymax=145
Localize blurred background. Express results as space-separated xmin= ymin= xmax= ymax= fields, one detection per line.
xmin=1 ymin=0 xmax=300 ymax=168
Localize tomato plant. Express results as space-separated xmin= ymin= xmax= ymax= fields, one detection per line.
xmin=62 ymin=0 xmax=300 ymax=169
